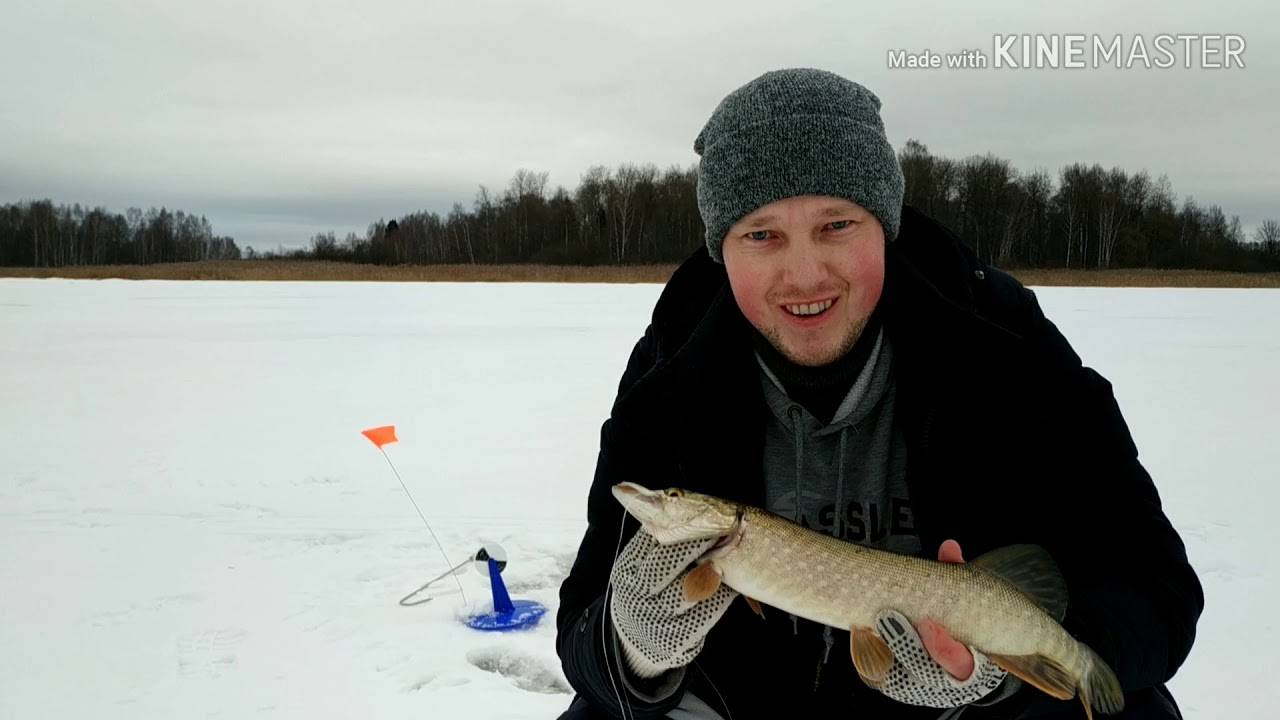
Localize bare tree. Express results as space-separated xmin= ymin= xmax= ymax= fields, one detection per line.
xmin=1254 ymin=220 xmax=1280 ymax=256
xmin=609 ymin=163 xmax=657 ymax=263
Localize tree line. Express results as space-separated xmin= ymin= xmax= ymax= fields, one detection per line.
xmin=293 ymin=141 xmax=1278 ymax=271
xmin=6 ymin=140 xmax=1278 ymax=270
xmin=897 ymin=140 xmax=1279 ymax=271
xmin=295 ymin=164 xmax=705 ymax=267
xmin=0 ymin=200 xmax=241 ymax=266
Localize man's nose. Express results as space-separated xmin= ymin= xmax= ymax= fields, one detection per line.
xmin=783 ymin=238 xmax=828 ymax=287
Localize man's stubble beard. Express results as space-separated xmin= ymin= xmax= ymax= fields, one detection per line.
xmin=761 ymin=313 xmax=870 ymax=368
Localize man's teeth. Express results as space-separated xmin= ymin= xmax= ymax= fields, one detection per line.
xmin=785 ymin=299 xmax=835 ymax=316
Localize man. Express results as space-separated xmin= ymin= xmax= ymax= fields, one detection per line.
xmin=555 ymin=68 xmax=1202 ymax=719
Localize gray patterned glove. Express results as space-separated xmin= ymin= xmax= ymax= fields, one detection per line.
xmin=608 ymin=529 xmax=738 ymax=679
xmin=872 ymin=609 xmax=1018 ymax=709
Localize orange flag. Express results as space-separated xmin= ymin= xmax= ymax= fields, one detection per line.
xmin=362 ymin=425 xmax=398 ymax=449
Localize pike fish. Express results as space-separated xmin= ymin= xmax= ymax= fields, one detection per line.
xmin=612 ymin=481 xmax=1125 ymax=719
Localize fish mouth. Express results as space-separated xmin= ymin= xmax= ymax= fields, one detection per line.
xmin=612 ymin=482 xmax=740 ymax=546
xmin=612 ymin=481 xmax=656 ymax=507
xmin=611 ymin=482 xmax=664 ymax=524
xmin=612 ymin=482 xmax=644 ymax=498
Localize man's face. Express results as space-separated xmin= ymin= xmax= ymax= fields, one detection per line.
xmin=722 ymin=195 xmax=885 ymax=367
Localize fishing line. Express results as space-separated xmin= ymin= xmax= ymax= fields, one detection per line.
xmin=693 ymin=660 xmax=736 ymax=720
xmin=602 ymin=504 xmax=635 ymax=720
xmin=377 ymin=446 xmax=468 ymax=606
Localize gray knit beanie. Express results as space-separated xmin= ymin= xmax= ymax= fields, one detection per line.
xmin=694 ymin=68 xmax=905 ymax=263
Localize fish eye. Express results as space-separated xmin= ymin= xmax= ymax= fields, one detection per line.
xmin=664 ymin=488 xmax=684 ymax=498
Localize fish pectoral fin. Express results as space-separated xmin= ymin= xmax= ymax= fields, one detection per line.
xmin=987 ymin=652 xmax=1077 ymax=703
xmin=744 ymin=596 xmax=766 ymax=619
xmin=850 ymin=626 xmax=894 ymax=687
xmin=971 ymin=545 xmax=1069 ymax=621
xmin=681 ymin=562 xmax=722 ymax=603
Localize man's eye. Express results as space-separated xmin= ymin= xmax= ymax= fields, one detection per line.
xmin=829 ymin=220 xmax=853 ymax=230
xmin=745 ymin=230 xmax=770 ymax=241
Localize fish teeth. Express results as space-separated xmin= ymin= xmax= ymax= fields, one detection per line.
xmin=785 ymin=299 xmax=834 ymax=316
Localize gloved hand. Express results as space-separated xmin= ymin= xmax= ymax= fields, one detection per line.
xmin=871 ymin=608 xmax=1015 ymax=708
xmin=867 ymin=539 xmax=1017 ymax=709
xmin=608 ymin=528 xmax=738 ymax=679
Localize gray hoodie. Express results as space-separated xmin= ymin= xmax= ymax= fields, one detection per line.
xmin=757 ymin=328 xmax=921 ymax=559
xmin=756 ymin=328 xmax=921 ymax=670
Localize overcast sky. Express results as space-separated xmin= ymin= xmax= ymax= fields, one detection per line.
xmin=2 ymin=0 xmax=1275 ymax=250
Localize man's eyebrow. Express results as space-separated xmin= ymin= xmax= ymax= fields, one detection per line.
xmin=741 ymin=207 xmax=857 ymax=227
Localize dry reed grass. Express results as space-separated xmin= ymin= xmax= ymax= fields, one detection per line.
xmin=3 ymin=261 xmax=1279 ymax=287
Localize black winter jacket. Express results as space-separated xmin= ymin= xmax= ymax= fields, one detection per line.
xmin=555 ymin=206 xmax=1203 ymax=719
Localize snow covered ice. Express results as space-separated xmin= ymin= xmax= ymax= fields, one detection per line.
xmin=1 ymin=278 xmax=1275 ymax=718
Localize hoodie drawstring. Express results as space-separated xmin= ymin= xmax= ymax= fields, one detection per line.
xmin=835 ymin=426 xmax=848 ymax=541
xmin=789 ymin=406 xmax=804 ymax=525
xmin=788 ymin=406 xmax=803 ymax=637
xmin=791 ymin=410 xmax=857 ymax=692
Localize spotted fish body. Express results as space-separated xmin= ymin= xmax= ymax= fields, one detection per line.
xmin=611 ymin=482 xmax=1126 ymax=719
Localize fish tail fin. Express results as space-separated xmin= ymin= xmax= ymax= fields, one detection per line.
xmin=1078 ymin=643 xmax=1125 ymax=718
xmin=987 ymin=646 xmax=1124 ymax=718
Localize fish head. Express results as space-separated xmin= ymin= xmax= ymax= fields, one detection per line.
xmin=611 ymin=482 xmax=740 ymax=544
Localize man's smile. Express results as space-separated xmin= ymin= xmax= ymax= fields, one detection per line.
xmin=781 ymin=296 xmax=838 ymax=325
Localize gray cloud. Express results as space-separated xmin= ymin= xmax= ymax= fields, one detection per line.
xmin=1 ymin=0 xmax=1275 ymax=249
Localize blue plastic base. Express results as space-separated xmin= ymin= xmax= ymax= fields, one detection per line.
xmin=465 ymin=599 xmax=547 ymax=632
